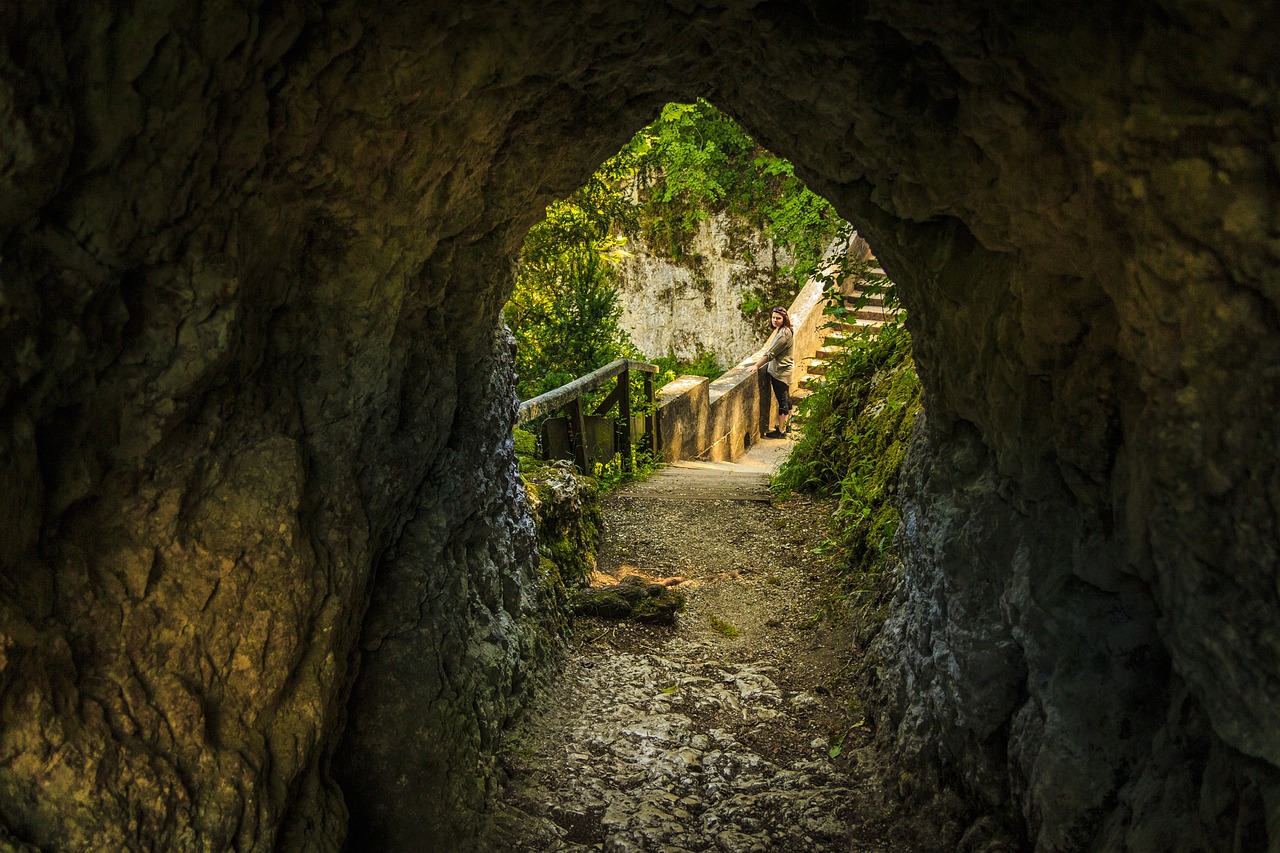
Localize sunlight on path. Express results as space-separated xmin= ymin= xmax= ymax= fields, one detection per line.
xmin=619 ymin=438 xmax=794 ymax=503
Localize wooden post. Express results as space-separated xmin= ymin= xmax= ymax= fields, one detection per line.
xmin=643 ymin=373 xmax=657 ymax=455
xmin=617 ymin=368 xmax=633 ymax=472
xmin=565 ymin=398 xmax=589 ymax=473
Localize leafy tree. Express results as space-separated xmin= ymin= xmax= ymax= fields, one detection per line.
xmin=650 ymin=350 xmax=726 ymax=387
xmin=506 ymin=191 xmax=639 ymax=400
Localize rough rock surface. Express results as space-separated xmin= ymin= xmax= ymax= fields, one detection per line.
xmin=615 ymin=211 xmax=792 ymax=364
xmin=493 ymin=648 xmax=867 ymax=853
xmin=0 ymin=1 xmax=1276 ymax=851
xmin=524 ymin=460 xmax=604 ymax=638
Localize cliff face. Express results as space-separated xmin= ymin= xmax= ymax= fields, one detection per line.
xmin=614 ymin=211 xmax=792 ymax=364
xmin=0 ymin=2 xmax=1276 ymax=851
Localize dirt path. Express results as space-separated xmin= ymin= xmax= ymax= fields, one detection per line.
xmin=487 ymin=440 xmax=905 ymax=852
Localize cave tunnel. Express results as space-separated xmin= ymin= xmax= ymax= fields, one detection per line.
xmin=0 ymin=1 xmax=1277 ymax=851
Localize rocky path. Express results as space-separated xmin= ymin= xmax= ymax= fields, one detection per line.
xmin=486 ymin=441 xmax=904 ymax=852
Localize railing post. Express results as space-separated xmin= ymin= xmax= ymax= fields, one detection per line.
xmin=617 ymin=368 xmax=633 ymax=472
xmin=644 ymin=373 xmax=656 ymax=455
xmin=565 ymin=397 xmax=589 ymax=473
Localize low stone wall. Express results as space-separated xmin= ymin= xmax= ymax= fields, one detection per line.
xmin=656 ymin=276 xmax=829 ymax=463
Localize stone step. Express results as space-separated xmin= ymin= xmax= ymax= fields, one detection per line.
xmin=839 ymin=299 xmax=899 ymax=321
xmin=823 ymin=332 xmax=851 ymax=348
xmin=829 ymin=318 xmax=885 ymax=334
xmin=844 ymin=291 xmax=886 ymax=306
xmin=800 ymin=301 xmax=901 ymax=395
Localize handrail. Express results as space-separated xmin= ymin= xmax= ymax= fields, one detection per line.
xmin=517 ymin=358 xmax=658 ymax=424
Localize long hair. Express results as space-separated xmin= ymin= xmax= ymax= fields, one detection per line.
xmin=771 ymin=306 xmax=793 ymax=331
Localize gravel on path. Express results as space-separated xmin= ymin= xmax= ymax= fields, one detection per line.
xmin=486 ymin=440 xmax=908 ymax=852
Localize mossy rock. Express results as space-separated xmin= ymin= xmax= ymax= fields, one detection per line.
xmin=776 ymin=323 xmax=921 ymax=581
xmin=522 ymin=459 xmax=602 ymax=638
xmin=571 ymin=588 xmax=633 ymax=619
xmin=571 ymin=575 xmax=685 ymax=624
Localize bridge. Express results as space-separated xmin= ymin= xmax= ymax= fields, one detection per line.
xmin=519 ymin=240 xmax=897 ymax=469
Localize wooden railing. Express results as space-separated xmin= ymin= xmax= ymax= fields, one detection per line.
xmin=517 ymin=358 xmax=659 ymax=473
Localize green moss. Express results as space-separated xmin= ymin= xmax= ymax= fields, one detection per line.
xmin=513 ymin=427 xmax=537 ymax=456
xmin=630 ymin=589 xmax=685 ymax=624
xmin=708 ymin=614 xmax=739 ymax=638
xmin=775 ymin=323 xmax=921 ymax=583
xmin=570 ymin=578 xmax=684 ymax=624
xmin=522 ymin=462 xmax=602 ymax=639
xmin=572 ymin=589 xmax=631 ymax=618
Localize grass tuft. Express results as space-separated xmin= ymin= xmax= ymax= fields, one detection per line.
xmin=707 ymin=614 xmax=740 ymax=638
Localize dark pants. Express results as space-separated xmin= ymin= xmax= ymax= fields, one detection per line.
xmin=768 ymin=374 xmax=792 ymax=415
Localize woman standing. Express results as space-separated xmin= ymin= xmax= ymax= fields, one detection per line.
xmin=755 ymin=306 xmax=794 ymax=438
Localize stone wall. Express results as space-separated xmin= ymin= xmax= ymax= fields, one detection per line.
xmin=655 ymin=273 xmax=828 ymax=464
xmin=0 ymin=2 xmax=1276 ymax=851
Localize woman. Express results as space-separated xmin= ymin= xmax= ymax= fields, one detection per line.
xmin=755 ymin=306 xmax=794 ymax=438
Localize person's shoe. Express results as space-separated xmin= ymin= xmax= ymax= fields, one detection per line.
xmin=765 ymin=428 xmax=783 ymax=439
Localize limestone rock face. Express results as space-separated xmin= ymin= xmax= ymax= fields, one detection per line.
xmin=615 ymin=211 xmax=792 ymax=364
xmin=0 ymin=2 xmax=1276 ymax=851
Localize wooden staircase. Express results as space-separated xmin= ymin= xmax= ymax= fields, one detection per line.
xmin=798 ymin=275 xmax=899 ymax=394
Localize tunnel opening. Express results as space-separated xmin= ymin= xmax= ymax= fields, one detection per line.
xmin=501 ymin=97 xmax=864 ymax=464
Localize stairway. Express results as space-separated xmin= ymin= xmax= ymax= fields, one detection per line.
xmin=798 ymin=274 xmax=899 ymax=394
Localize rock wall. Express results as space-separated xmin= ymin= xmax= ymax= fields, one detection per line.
xmin=0 ymin=1 xmax=1276 ymax=851
xmin=614 ymin=211 xmax=790 ymax=364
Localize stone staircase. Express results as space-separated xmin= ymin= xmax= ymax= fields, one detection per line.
xmin=798 ymin=276 xmax=899 ymax=393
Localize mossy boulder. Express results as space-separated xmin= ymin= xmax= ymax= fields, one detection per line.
xmin=522 ymin=459 xmax=602 ymax=637
xmin=572 ymin=575 xmax=685 ymax=625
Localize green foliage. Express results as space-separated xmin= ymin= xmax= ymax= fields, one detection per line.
xmin=775 ymin=324 xmax=921 ymax=582
xmin=828 ymin=729 xmax=847 ymax=760
xmin=506 ymin=182 xmax=642 ymax=399
xmin=650 ymin=350 xmax=726 ymax=387
xmin=817 ymin=224 xmax=904 ymax=331
xmin=628 ymin=100 xmax=844 ymax=313
xmin=590 ymin=446 xmax=660 ymax=492
xmin=505 ymin=130 xmax=658 ymax=400
xmin=514 ymin=423 xmax=660 ymax=494
xmin=707 ymin=614 xmax=740 ymax=638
